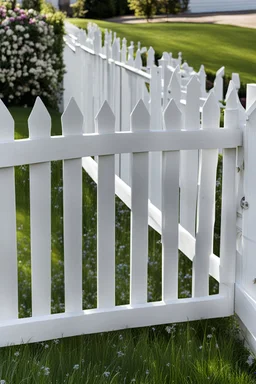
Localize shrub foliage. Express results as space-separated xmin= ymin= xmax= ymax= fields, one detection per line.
xmin=0 ymin=3 xmax=65 ymax=108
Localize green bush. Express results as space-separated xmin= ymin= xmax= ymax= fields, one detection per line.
xmin=22 ymin=0 xmax=42 ymax=12
xmin=70 ymin=0 xmax=87 ymax=18
xmin=0 ymin=4 xmax=65 ymax=108
xmin=128 ymin=0 xmax=157 ymax=20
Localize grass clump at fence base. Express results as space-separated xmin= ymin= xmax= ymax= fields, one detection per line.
xmin=5 ymin=106 xmax=256 ymax=383
xmin=68 ymin=18 xmax=256 ymax=86
xmin=1 ymin=317 xmax=256 ymax=383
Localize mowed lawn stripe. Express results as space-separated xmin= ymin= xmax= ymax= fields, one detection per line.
xmin=68 ymin=19 xmax=256 ymax=84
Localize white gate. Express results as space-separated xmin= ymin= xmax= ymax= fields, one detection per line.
xmin=0 ymin=89 xmax=241 ymax=346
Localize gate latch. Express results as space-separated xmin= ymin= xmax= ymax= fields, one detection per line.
xmin=240 ymin=197 xmax=249 ymax=210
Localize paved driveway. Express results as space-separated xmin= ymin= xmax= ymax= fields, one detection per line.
xmin=106 ymin=11 xmax=256 ymax=29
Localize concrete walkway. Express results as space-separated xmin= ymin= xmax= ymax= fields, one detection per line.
xmin=106 ymin=11 xmax=256 ymax=29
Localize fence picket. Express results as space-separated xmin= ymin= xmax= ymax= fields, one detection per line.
xmin=193 ymin=92 xmax=220 ymax=297
xmin=180 ymin=76 xmax=201 ymax=237
xmin=168 ymin=66 xmax=181 ymax=107
xmin=95 ymin=102 xmax=116 ymax=308
xmin=130 ymin=100 xmax=150 ymax=305
xmin=198 ymin=65 xmax=207 ymax=97
xmin=0 ymin=100 xmax=18 ymax=321
xmin=162 ymin=100 xmax=182 ymax=301
xmin=62 ymin=98 xmax=83 ymax=313
xmin=112 ymin=39 xmax=121 ymax=176
xmin=214 ymin=66 xmax=225 ymax=102
xmin=149 ymin=66 xmax=162 ymax=210
xmin=219 ymin=87 xmax=239 ymax=295
xmin=29 ymin=98 xmax=51 ymax=316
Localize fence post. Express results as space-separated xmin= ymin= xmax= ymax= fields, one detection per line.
xmin=240 ymin=84 xmax=256 ymax=300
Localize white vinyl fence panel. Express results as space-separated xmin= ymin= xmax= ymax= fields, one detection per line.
xmin=0 ymin=93 xmax=242 ymax=346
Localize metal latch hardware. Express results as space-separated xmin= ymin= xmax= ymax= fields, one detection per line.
xmin=240 ymin=197 xmax=249 ymax=210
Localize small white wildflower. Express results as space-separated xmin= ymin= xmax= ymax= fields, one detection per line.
xmin=44 ymin=367 xmax=50 ymax=376
xmin=14 ymin=351 xmax=20 ymax=357
xmin=145 ymin=369 xmax=150 ymax=375
xmin=152 ymin=327 xmax=155 ymax=331
xmin=117 ymin=351 xmax=124 ymax=357
xmin=131 ymin=379 xmax=136 ymax=383
xmin=199 ymin=345 xmax=203 ymax=350
xmin=216 ymin=343 xmax=219 ymax=349
xmin=165 ymin=326 xmax=172 ymax=334
xmin=166 ymin=362 xmax=170 ymax=367
xmin=44 ymin=344 xmax=49 ymax=349
xmin=246 ymin=355 xmax=255 ymax=366
xmin=207 ymin=334 xmax=213 ymax=339
xmin=0 ymin=380 xmax=6 ymax=384
xmin=103 ymin=371 xmax=110 ymax=377
xmin=119 ymin=334 xmax=123 ymax=340
xmin=73 ymin=364 xmax=79 ymax=370
xmin=54 ymin=339 xmax=59 ymax=344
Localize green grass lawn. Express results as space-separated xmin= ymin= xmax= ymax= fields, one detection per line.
xmin=68 ymin=19 xmax=256 ymax=85
xmin=0 ymin=106 xmax=255 ymax=383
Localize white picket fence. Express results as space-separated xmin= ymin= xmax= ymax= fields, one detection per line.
xmin=0 ymin=23 xmax=255 ymax=350
xmin=64 ymin=23 xmax=246 ymax=212
xmin=0 ymin=85 xmax=244 ymax=346
xmin=62 ymin=24 xmax=256 ymax=352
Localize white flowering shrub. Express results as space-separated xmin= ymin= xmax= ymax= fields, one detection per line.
xmin=0 ymin=5 xmax=65 ymax=108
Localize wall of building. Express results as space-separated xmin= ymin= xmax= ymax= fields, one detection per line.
xmin=189 ymin=0 xmax=256 ymax=13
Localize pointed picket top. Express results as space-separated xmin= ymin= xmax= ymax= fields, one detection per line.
xmin=0 ymin=99 xmax=14 ymax=141
xmin=181 ymin=62 xmax=189 ymax=71
xmin=128 ymin=44 xmax=134 ymax=62
xmin=135 ymin=49 xmax=142 ymax=69
xmin=226 ymin=86 xmax=239 ymax=110
xmin=232 ymin=73 xmax=240 ymax=90
xmin=202 ymin=91 xmax=220 ymax=130
xmin=198 ymin=65 xmax=206 ymax=77
xmin=158 ymin=55 xmax=168 ymax=68
xmin=121 ymin=38 xmax=127 ymax=62
xmin=78 ymin=29 xmax=87 ymax=46
xmin=61 ymin=98 xmax=83 ymax=136
xmin=178 ymin=52 xmax=182 ymax=65
xmin=225 ymin=80 xmax=235 ymax=102
xmin=168 ymin=69 xmax=181 ymax=105
xmin=247 ymin=99 xmax=256 ymax=120
xmin=163 ymin=99 xmax=182 ymax=131
xmin=28 ymin=97 xmax=51 ymax=139
xmin=163 ymin=51 xmax=170 ymax=64
xmin=109 ymin=30 xmax=112 ymax=43
xmin=95 ymin=100 xmax=115 ymax=134
xmin=131 ymin=99 xmax=150 ymax=132
xmin=169 ymin=65 xmax=181 ymax=85
xmin=112 ymin=39 xmax=119 ymax=61
xmin=93 ymin=29 xmax=101 ymax=53
xmin=147 ymin=46 xmax=155 ymax=66
xmin=216 ymin=66 xmax=225 ymax=77
xmin=186 ymin=75 xmax=201 ymax=99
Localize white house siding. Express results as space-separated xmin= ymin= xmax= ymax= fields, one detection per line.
xmin=189 ymin=0 xmax=256 ymax=13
